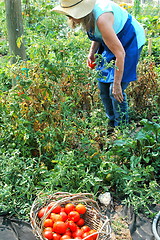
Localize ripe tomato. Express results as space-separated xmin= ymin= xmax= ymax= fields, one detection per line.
xmin=76 ymin=218 xmax=85 ymax=227
xmin=43 ymin=219 xmax=53 ymax=228
xmin=72 ymin=229 xmax=83 ymax=238
xmin=60 ymin=235 xmax=71 ymax=240
xmin=51 ymin=205 xmax=62 ymax=214
xmin=60 ymin=211 xmax=68 ymax=222
xmin=82 ymin=232 xmax=94 ymax=240
xmin=64 ymin=203 xmax=75 ymax=214
xmin=47 ymin=202 xmax=54 ymax=210
xmin=43 ymin=230 xmax=53 ymax=240
xmin=75 ymin=204 xmax=87 ymax=214
xmin=53 ymin=221 xmax=67 ymax=234
xmin=60 ymin=207 xmax=65 ymax=212
xmin=68 ymin=211 xmax=80 ymax=222
xmin=81 ymin=225 xmax=91 ymax=233
xmin=44 ymin=227 xmax=53 ymax=232
xmin=88 ymin=62 xmax=96 ymax=69
xmin=38 ymin=207 xmax=47 ymax=218
xmin=50 ymin=213 xmax=63 ymax=222
xmin=67 ymin=220 xmax=78 ymax=232
xmin=52 ymin=233 xmax=61 ymax=240
xmin=89 ymin=230 xmax=98 ymax=240
xmin=65 ymin=229 xmax=72 ymax=236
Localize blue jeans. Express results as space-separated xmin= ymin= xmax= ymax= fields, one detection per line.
xmin=98 ymin=81 xmax=129 ymax=127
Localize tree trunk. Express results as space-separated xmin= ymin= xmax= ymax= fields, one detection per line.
xmin=5 ymin=0 xmax=26 ymax=65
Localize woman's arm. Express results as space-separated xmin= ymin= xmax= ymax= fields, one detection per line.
xmin=97 ymin=12 xmax=125 ymax=103
xmin=87 ymin=41 xmax=100 ymax=66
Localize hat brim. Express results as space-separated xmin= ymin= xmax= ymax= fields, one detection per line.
xmin=51 ymin=0 xmax=96 ymax=19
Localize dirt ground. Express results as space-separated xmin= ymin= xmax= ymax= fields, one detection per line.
xmin=111 ymin=206 xmax=132 ymax=240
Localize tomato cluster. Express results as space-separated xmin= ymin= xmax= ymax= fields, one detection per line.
xmin=38 ymin=203 xmax=98 ymax=240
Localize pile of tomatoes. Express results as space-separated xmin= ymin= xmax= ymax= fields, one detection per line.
xmin=37 ymin=202 xmax=98 ymax=240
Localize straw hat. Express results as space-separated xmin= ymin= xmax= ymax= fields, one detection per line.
xmin=51 ymin=0 xmax=96 ymax=19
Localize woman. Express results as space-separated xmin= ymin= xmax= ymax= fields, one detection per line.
xmin=52 ymin=0 xmax=146 ymax=127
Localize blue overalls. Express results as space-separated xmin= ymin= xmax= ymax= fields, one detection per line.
xmin=87 ymin=14 xmax=142 ymax=126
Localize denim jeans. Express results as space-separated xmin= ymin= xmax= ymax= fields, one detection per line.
xmin=98 ymin=81 xmax=129 ymax=127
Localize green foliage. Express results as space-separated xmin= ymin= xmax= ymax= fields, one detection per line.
xmin=0 ymin=0 xmax=159 ymax=221
xmin=99 ymin=119 xmax=160 ymax=214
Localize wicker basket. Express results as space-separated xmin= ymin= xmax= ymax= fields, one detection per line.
xmin=30 ymin=192 xmax=112 ymax=240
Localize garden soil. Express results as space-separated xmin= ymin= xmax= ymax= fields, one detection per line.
xmin=0 ymin=204 xmax=159 ymax=240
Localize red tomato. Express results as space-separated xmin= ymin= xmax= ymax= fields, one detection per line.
xmin=64 ymin=203 xmax=75 ymax=214
xmin=72 ymin=229 xmax=83 ymax=238
xmin=47 ymin=202 xmax=54 ymax=210
xmin=76 ymin=218 xmax=85 ymax=227
xmin=74 ymin=237 xmax=82 ymax=240
xmin=43 ymin=230 xmax=53 ymax=240
xmin=60 ymin=211 xmax=68 ymax=222
xmin=88 ymin=62 xmax=96 ymax=69
xmin=53 ymin=221 xmax=67 ymax=234
xmin=81 ymin=225 xmax=91 ymax=233
xmin=82 ymin=232 xmax=94 ymax=240
xmin=60 ymin=207 xmax=65 ymax=212
xmin=44 ymin=227 xmax=53 ymax=232
xmin=67 ymin=220 xmax=78 ymax=232
xmin=43 ymin=219 xmax=53 ymax=228
xmin=38 ymin=207 xmax=47 ymax=218
xmin=60 ymin=235 xmax=71 ymax=240
xmin=51 ymin=205 xmax=62 ymax=214
xmin=50 ymin=213 xmax=63 ymax=222
xmin=52 ymin=233 xmax=61 ymax=240
xmin=68 ymin=211 xmax=80 ymax=222
xmin=89 ymin=230 xmax=98 ymax=240
xmin=75 ymin=204 xmax=87 ymax=214
xmin=65 ymin=229 xmax=72 ymax=236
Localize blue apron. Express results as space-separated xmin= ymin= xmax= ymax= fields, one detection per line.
xmin=87 ymin=14 xmax=140 ymax=83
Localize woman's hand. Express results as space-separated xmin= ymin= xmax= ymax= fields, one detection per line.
xmin=112 ymin=83 xmax=123 ymax=103
xmin=87 ymin=41 xmax=100 ymax=68
xmin=87 ymin=53 xmax=96 ymax=68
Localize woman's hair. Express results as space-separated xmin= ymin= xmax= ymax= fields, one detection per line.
xmin=68 ymin=11 xmax=95 ymax=32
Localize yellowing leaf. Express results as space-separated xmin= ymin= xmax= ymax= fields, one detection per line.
xmin=16 ymin=36 xmax=23 ymax=48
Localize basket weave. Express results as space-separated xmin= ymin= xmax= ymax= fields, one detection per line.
xmin=30 ymin=192 xmax=112 ymax=240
